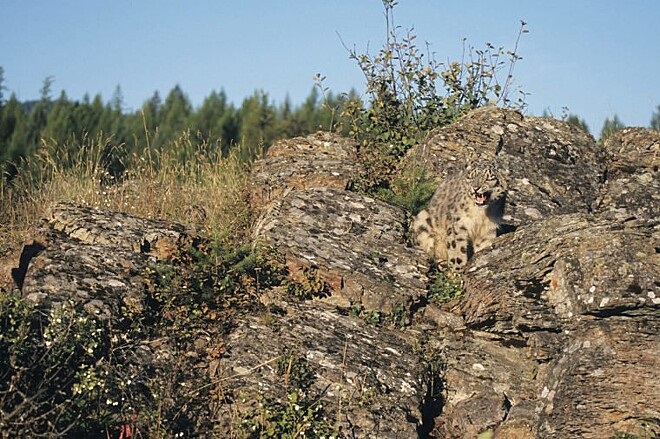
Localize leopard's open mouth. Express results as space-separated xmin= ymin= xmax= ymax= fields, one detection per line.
xmin=474 ymin=191 xmax=491 ymax=205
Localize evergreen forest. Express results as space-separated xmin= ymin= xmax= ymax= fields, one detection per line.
xmin=0 ymin=67 xmax=347 ymax=181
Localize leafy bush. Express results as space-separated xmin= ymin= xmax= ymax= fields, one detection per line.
xmin=143 ymin=240 xmax=288 ymax=341
xmin=427 ymin=266 xmax=464 ymax=303
xmin=285 ymin=264 xmax=331 ymax=300
xmin=0 ymin=237 xmax=290 ymax=437
xmin=0 ymin=291 xmax=112 ymax=436
xmin=334 ymin=0 xmax=527 ymax=195
xmin=238 ymin=350 xmax=342 ymax=438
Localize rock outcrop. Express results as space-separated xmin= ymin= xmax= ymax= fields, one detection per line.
xmin=253 ymin=186 xmax=429 ymax=313
xmin=403 ymin=107 xmax=607 ymax=226
xmin=3 ymin=110 xmax=659 ymax=438
xmin=12 ymin=203 xmax=197 ymax=317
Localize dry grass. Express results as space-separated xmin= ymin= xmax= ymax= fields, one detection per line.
xmin=0 ymin=131 xmax=260 ymax=254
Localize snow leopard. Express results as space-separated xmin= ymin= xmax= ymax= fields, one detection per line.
xmin=413 ymin=160 xmax=507 ymax=269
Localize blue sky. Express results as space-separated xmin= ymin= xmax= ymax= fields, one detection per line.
xmin=2 ymin=1 xmax=659 ymax=136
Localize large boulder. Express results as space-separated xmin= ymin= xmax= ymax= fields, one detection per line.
xmin=250 ymin=131 xmax=359 ymax=207
xmin=595 ymin=127 xmax=660 ymax=219
xmin=216 ymin=300 xmax=429 ymax=437
xmin=253 ymin=186 xmax=429 ymax=314
xmin=404 ymin=107 xmax=607 ymax=226
xmin=14 ymin=202 xmax=197 ymax=316
xmin=440 ymin=212 xmax=659 ymax=438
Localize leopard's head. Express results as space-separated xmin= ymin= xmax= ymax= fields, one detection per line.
xmin=465 ymin=160 xmax=506 ymax=207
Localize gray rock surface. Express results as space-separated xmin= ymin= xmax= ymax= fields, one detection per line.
xmin=14 ymin=202 xmax=197 ymax=316
xmin=441 ymin=212 xmax=659 ymax=438
xmin=250 ymin=131 xmax=359 ymax=207
xmin=595 ymin=127 xmax=660 ymax=219
xmin=217 ymin=300 xmax=427 ymax=437
xmin=404 ymin=106 xmax=607 ymax=226
xmin=253 ymin=186 xmax=429 ymax=314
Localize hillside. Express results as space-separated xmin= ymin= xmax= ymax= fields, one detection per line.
xmin=1 ymin=107 xmax=658 ymax=438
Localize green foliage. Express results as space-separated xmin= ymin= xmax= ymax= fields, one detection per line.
xmin=312 ymin=77 xmax=344 ymax=132
xmin=0 ymin=69 xmax=340 ymax=183
xmin=239 ymin=390 xmax=341 ymax=439
xmin=285 ymin=265 xmax=331 ymax=300
xmin=390 ymin=302 xmax=411 ymax=327
xmin=335 ymin=1 xmax=527 ymax=195
xmin=158 ymin=84 xmax=193 ymax=142
xmin=600 ymin=114 xmax=626 ymax=143
xmin=0 ymin=66 xmax=6 ymax=105
xmin=371 ymin=164 xmax=436 ymax=215
xmin=276 ymin=349 xmax=317 ymax=390
xmin=239 ymin=351 xmax=342 ymax=438
xmin=565 ymin=114 xmax=590 ymax=134
xmin=427 ymin=266 xmax=464 ymax=303
xmin=144 ymin=240 xmax=288 ymax=340
xmin=0 ymin=291 xmax=111 ymax=436
xmin=349 ymin=303 xmax=410 ymax=328
xmin=362 ymin=309 xmax=383 ymax=326
xmin=192 ymin=89 xmax=239 ymax=156
xmin=0 ymin=238 xmax=291 ymax=436
xmin=650 ymin=104 xmax=660 ymax=130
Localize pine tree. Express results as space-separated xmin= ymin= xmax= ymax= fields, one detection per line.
xmin=0 ymin=94 xmax=23 ymax=159
xmin=193 ymin=90 xmax=226 ymax=141
xmin=0 ymin=66 xmax=6 ymax=107
xmin=277 ymin=94 xmax=305 ymax=139
xmin=238 ymin=90 xmax=275 ymax=155
xmin=650 ymin=105 xmax=660 ymax=130
xmin=107 ymin=85 xmax=126 ymax=143
xmin=565 ymin=114 xmax=590 ymax=134
xmin=192 ymin=89 xmax=239 ymax=155
xmin=42 ymin=90 xmax=75 ymax=143
xmin=5 ymin=108 xmax=31 ymax=179
xmin=158 ymin=85 xmax=192 ymax=145
xmin=124 ymin=91 xmax=162 ymax=153
xmin=19 ymin=76 xmax=55 ymax=157
xmin=72 ymin=93 xmax=105 ymax=136
xmin=217 ymin=103 xmax=239 ymax=155
xmin=599 ymin=115 xmax=625 ymax=143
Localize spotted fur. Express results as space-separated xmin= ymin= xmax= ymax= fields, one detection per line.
xmin=413 ymin=160 xmax=506 ymax=269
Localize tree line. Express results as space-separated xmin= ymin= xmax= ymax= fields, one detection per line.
xmin=0 ymin=66 xmax=347 ymax=180
xmin=2 ymin=64 xmax=659 ymax=182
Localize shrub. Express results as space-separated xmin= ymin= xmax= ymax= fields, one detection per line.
xmin=238 ymin=350 xmax=342 ymax=438
xmin=334 ymin=0 xmax=527 ymax=195
xmin=285 ymin=264 xmax=332 ymax=300
xmin=427 ymin=266 xmax=464 ymax=303
xmin=0 ymin=236 xmax=290 ymax=437
xmin=0 ymin=291 xmax=112 ymax=436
